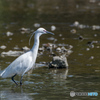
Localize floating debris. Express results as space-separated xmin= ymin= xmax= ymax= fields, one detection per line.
xmin=51 ymin=25 xmax=56 ymax=31
xmin=6 ymin=31 xmax=13 ymax=36
xmin=0 ymin=45 xmax=6 ymax=49
xmin=49 ymin=55 xmax=68 ymax=68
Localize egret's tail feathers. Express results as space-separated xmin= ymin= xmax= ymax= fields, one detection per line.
xmin=0 ymin=70 xmax=6 ymax=78
xmin=0 ymin=70 xmax=3 ymax=77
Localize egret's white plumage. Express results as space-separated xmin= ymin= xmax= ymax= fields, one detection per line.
xmin=0 ymin=28 xmax=54 ymax=85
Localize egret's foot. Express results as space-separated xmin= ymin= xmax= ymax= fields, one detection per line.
xmin=20 ymin=82 xmax=22 ymax=86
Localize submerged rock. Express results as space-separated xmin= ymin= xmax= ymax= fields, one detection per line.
xmin=49 ymin=56 xmax=68 ymax=68
xmin=1 ymin=50 xmax=24 ymax=57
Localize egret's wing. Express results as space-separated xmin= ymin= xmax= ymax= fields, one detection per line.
xmin=0 ymin=51 xmax=33 ymax=78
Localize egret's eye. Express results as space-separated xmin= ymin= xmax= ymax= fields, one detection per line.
xmin=43 ymin=30 xmax=46 ymax=32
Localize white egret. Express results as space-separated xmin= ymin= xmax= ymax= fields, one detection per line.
xmin=0 ymin=28 xmax=54 ymax=86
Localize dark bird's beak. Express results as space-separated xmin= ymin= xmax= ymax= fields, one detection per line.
xmin=46 ymin=31 xmax=54 ymax=35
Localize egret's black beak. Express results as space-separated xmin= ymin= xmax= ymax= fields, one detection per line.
xmin=46 ymin=31 xmax=54 ymax=35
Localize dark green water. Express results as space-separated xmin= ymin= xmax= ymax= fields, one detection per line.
xmin=0 ymin=0 xmax=100 ymax=100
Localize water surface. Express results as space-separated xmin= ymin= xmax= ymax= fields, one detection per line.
xmin=0 ymin=0 xmax=100 ymax=100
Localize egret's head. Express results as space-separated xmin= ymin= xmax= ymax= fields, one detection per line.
xmin=29 ymin=28 xmax=54 ymax=45
xmin=35 ymin=28 xmax=54 ymax=36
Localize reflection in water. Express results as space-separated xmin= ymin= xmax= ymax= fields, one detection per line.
xmin=50 ymin=68 xmax=68 ymax=80
xmin=0 ymin=88 xmax=33 ymax=100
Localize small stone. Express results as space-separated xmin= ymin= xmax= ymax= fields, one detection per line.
xmin=87 ymin=41 xmax=92 ymax=45
xmin=96 ymin=46 xmax=100 ymax=48
xmin=59 ymin=34 xmax=62 ymax=37
xmin=6 ymin=31 xmax=13 ymax=36
xmin=66 ymin=49 xmax=73 ymax=55
xmin=51 ymin=25 xmax=56 ymax=31
xmin=92 ymin=41 xmax=98 ymax=44
xmin=94 ymin=34 xmax=97 ymax=37
xmin=13 ymin=45 xmax=20 ymax=50
xmin=62 ymin=38 xmax=65 ymax=40
xmin=46 ymin=46 xmax=52 ymax=52
xmin=89 ymin=44 xmax=94 ymax=48
xmin=89 ymin=56 xmax=94 ymax=60
xmin=56 ymin=47 xmax=61 ymax=52
xmin=67 ymin=45 xmax=73 ymax=49
xmin=0 ymin=45 xmax=6 ymax=49
xmin=47 ymin=37 xmax=55 ymax=40
xmin=9 ymin=38 xmax=12 ymax=40
xmin=20 ymin=28 xmax=30 ymax=34
xmin=49 ymin=52 xmax=56 ymax=57
xmin=86 ymin=48 xmax=90 ymax=51
xmin=38 ymin=47 xmax=44 ymax=51
xmin=34 ymin=23 xmax=40 ymax=27
xmin=79 ymin=36 xmax=84 ymax=40
xmin=70 ymin=29 xmax=76 ymax=34
xmin=78 ymin=24 xmax=85 ymax=29
xmin=21 ymin=46 xmax=30 ymax=51
xmin=73 ymin=21 xmax=79 ymax=27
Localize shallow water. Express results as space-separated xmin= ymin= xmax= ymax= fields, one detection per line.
xmin=0 ymin=0 xmax=100 ymax=100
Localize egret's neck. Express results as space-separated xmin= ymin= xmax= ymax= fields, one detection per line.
xmin=31 ymin=34 xmax=40 ymax=52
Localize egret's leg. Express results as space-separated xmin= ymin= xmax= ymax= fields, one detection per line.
xmin=11 ymin=74 xmax=18 ymax=85
xmin=20 ymin=76 xmax=23 ymax=86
